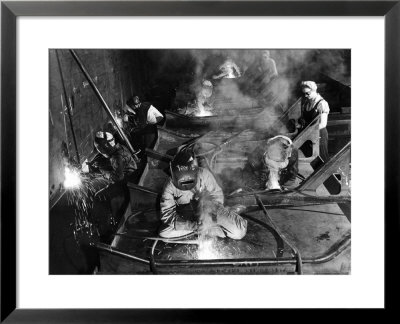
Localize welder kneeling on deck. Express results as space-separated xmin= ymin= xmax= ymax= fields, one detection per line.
xmin=159 ymin=148 xmax=247 ymax=240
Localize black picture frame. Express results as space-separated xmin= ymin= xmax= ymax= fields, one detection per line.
xmin=1 ymin=0 xmax=399 ymax=322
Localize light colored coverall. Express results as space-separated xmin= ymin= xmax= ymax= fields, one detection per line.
xmin=159 ymin=167 xmax=247 ymax=239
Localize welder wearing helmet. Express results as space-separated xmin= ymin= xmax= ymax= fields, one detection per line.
xmin=81 ymin=131 xmax=139 ymax=242
xmin=91 ymin=131 xmax=138 ymax=183
xmin=159 ymin=148 xmax=247 ymax=239
xmin=247 ymin=135 xmax=299 ymax=190
xmin=122 ymin=95 xmax=163 ymax=150
xmin=212 ymin=57 xmax=241 ymax=80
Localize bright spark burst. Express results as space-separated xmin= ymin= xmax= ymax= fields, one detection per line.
xmin=195 ymin=109 xmax=213 ymax=117
xmin=194 ymin=102 xmax=214 ymax=117
xmin=65 ymin=171 xmax=108 ymax=246
xmin=197 ymin=236 xmax=220 ymax=259
xmin=64 ymin=166 xmax=82 ymax=189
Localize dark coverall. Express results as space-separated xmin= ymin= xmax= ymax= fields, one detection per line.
xmin=123 ymin=102 xmax=159 ymax=151
xmin=300 ymin=97 xmax=330 ymax=163
xmin=88 ymin=144 xmax=138 ymax=242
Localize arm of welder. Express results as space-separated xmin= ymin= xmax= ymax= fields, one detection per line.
xmin=109 ymin=155 xmax=125 ymax=182
xmin=198 ymin=168 xmax=224 ymax=205
xmin=160 ymin=180 xmax=197 ymax=231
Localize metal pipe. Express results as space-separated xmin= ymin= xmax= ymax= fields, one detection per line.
xmin=154 ymin=234 xmax=350 ymax=268
xmin=156 ymin=257 xmax=296 ymax=267
xmin=254 ymin=193 xmax=303 ymax=274
xmin=227 ymin=189 xmax=350 ymax=204
xmin=56 ymin=50 xmax=80 ymax=164
xmin=69 ymin=49 xmax=139 ymax=159
xmin=94 ymin=234 xmax=350 ymax=271
xmin=150 ymin=240 xmax=158 ymax=274
xmin=242 ymin=213 xmax=284 ymax=258
xmin=95 ymin=242 xmax=150 ymax=265
xmin=302 ymin=232 xmax=351 ymax=264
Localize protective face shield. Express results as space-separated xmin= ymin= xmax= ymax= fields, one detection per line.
xmin=94 ymin=131 xmax=117 ymax=158
xmin=170 ymin=150 xmax=199 ymax=191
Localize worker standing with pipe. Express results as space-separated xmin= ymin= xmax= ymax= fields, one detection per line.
xmin=299 ymin=81 xmax=330 ymax=163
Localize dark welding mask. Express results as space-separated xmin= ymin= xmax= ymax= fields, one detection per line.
xmin=170 ymin=149 xmax=199 ymax=191
xmin=94 ymin=131 xmax=117 ymax=158
xmin=126 ymin=95 xmax=141 ymax=111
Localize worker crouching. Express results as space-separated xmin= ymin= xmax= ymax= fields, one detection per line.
xmin=82 ymin=131 xmax=139 ymax=241
xmin=158 ymin=148 xmax=247 ymax=240
xmin=248 ymin=135 xmax=299 ymax=190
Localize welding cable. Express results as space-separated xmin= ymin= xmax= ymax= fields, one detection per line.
xmin=150 ymin=240 xmax=159 ymax=274
xmin=293 ymin=188 xmax=351 ymax=202
xmin=254 ymin=193 xmax=303 ymax=274
xmin=240 ymin=213 xmax=285 ymax=257
xmin=95 ymin=242 xmax=150 ymax=265
xmin=113 ymin=233 xmax=200 ymax=245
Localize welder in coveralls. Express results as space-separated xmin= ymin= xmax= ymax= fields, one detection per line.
xmin=81 ymin=131 xmax=139 ymax=240
xmin=180 ymin=80 xmax=214 ymax=116
xmin=247 ymin=135 xmax=299 ymax=190
xmin=158 ymin=147 xmax=247 ymax=239
xmin=121 ymin=95 xmax=164 ymax=150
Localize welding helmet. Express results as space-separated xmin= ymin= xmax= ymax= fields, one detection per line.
xmin=126 ymin=95 xmax=141 ymax=111
xmin=263 ymin=135 xmax=293 ymax=170
xmin=170 ymin=148 xmax=199 ymax=191
xmin=94 ymin=131 xmax=117 ymax=158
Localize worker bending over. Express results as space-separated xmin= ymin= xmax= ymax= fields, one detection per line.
xmin=248 ymin=135 xmax=299 ymax=190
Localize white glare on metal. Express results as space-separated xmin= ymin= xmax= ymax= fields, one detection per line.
xmin=194 ymin=103 xmax=213 ymax=117
xmin=197 ymin=238 xmax=219 ymax=259
xmin=195 ymin=109 xmax=213 ymax=117
xmin=114 ymin=114 xmax=123 ymax=128
xmin=64 ymin=166 xmax=82 ymax=189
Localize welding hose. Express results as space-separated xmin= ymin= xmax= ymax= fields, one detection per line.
xmin=114 ymin=232 xmax=200 ymax=245
xmin=254 ymin=193 xmax=303 ymax=274
xmin=150 ymin=240 xmax=159 ymax=274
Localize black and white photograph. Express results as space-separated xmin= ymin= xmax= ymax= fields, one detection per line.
xmin=49 ymin=49 xmax=351 ymax=275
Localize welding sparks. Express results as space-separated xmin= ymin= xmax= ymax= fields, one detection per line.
xmin=195 ymin=108 xmax=213 ymax=117
xmin=64 ymin=166 xmax=82 ymax=189
xmin=194 ymin=103 xmax=214 ymax=117
xmin=197 ymin=236 xmax=220 ymax=259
